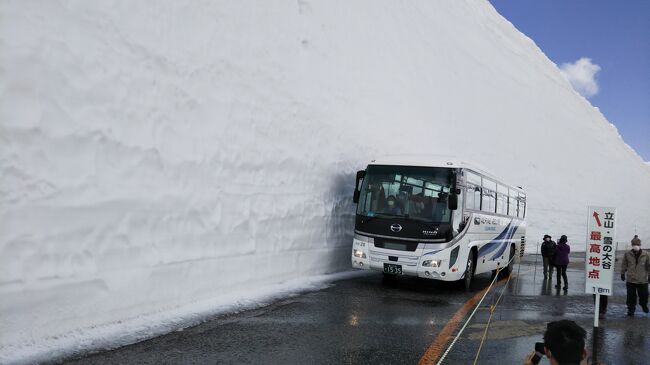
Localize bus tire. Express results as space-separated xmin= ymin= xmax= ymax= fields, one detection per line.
xmin=504 ymin=245 xmax=516 ymax=275
xmin=463 ymin=252 xmax=475 ymax=290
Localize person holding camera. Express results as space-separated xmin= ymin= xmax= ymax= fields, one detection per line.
xmin=522 ymin=320 xmax=605 ymax=365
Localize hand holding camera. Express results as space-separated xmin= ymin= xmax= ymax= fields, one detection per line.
xmin=523 ymin=342 xmax=545 ymax=365
xmin=532 ymin=342 xmax=545 ymax=364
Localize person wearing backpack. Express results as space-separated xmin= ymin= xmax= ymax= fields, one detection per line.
xmin=540 ymin=234 xmax=556 ymax=280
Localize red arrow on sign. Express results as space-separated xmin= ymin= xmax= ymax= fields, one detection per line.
xmin=593 ymin=212 xmax=602 ymax=227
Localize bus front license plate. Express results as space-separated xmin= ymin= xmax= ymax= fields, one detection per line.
xmin=383 ymin=263 xmax=402 ymax=275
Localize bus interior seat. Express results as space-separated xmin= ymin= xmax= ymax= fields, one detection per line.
xmin=397 ymin=191 xmax=409 ymax=214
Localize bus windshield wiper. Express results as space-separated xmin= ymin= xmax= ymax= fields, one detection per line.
xmin=361 ymin=212 xmax=415 ymax=223
xmin=378 ymin=213 xmax=403 ymax=218
xmin=360 ymin=214 xmax=379 ymax=223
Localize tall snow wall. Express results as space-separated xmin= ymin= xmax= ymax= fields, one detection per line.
xmin=2 ymin=0 xmax=649 ymax=363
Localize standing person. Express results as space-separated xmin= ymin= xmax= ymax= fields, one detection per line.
xmin=621 ymin=236 xmax=650 ymax=316
xmin=540 ymin=235 xmax=556 ymax=280
xmin=554 ymin=235 xmax=570 ymax=291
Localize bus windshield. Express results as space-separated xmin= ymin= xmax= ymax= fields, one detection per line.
xmin=357 ymin=165 xmax=453 ymax=223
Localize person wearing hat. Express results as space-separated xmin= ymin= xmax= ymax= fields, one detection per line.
xmin=621 ymin=235 xmax=650 ymax=316
xmin=540 ymin=234 xmax=556 ymax=280
xmin=553 ymin=235 xmax=570 ymax=291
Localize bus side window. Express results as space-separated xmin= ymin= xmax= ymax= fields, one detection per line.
xmin=465 ymin=183 xmax=478 ymax=210
xmin=508 ymin=188 xmax=516 ymax=216
xmin=496 ymin=184 xmax=507 ymax=215
xmin=481 ymin=178 xmax=497 ymax=213
xmin=481 ymin=189 xmax=493 ymax=213
xmin=466 ymin=172 xmax=481 ymax=210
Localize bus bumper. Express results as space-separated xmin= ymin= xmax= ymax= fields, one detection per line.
xmin=416 ymin=267 xmax=463 ymax=281
xmin=351 ymin=255 xmax=370 ymax=270
xmin=351 ymin=253 xmax=465 ymax=282
xmin=351 ymin=237 xmax=466 ymax=281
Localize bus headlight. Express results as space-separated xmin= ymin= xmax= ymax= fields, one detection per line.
xmin=353 ymin=249 xmax=367 ymax=259
xmin=422 ymin=259 xmax=442 ymax=268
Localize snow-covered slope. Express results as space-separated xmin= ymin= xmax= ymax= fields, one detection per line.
xmin=1 ymin=0 xmax=649 ymax=363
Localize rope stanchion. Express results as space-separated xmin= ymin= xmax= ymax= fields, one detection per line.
xmin=471 ymin=263 xmax=514 ymax=365
xmin=435 ymin=255 xmax=515 ymax=365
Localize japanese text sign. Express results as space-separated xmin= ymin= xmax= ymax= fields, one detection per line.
xmin=585 ymin=206 xmax=617 ymax=295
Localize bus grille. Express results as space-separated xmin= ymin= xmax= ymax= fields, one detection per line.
xmin=372 ymin=237 xmax=420 ymax=251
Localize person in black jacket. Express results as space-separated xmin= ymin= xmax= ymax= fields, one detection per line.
xmin=540 ymin=234 xmax=556 ymax=280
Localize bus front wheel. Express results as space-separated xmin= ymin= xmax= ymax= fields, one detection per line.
xmin=505 ymin=245 xmax=516 ymax=275
xmin=463 ymin=255 xmax=475 ymax=290
xmin=493 ymin=246 xmax=516 ymax=278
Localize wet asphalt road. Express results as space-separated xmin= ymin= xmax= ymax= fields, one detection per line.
xmin=60 ymin=253 xmax=650 ymax=365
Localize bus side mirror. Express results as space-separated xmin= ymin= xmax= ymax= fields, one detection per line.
xmin=448 ymin=193 xmax=458 ymax=210
xmin=353 ymin=170 xmax=366 ymax=204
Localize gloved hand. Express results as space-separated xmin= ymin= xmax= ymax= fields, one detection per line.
xmin=621 ymin=273 xmax=625 ymax=281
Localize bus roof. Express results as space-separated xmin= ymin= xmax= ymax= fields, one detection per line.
xmin=367 ymin=155 xmax=525 ymax=193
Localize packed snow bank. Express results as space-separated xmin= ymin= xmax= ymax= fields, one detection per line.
xmin=1 ymin=270 xmax=367 ymax=365
xmin=1 ymin=0 xmax=649 ymax=363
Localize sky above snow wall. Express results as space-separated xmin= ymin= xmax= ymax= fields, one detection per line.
xmin=1 ymin=0 xmax=649 ymax=363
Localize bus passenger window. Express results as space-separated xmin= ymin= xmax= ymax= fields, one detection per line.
xmin=496 ymin=184 xmax=507 ymax=215
xmin=481 ymin=189 xmax=495 ymax=213
xmin=466 ymin=172 xmax=481 ymax=210
xmin=508 ymin=189 xmax=516 ymax=216
xmin=481 ymin=178 xmax=497 ymax=213
xmin=465 ymin=184 xmax=480 ymax=210
xmin=519 ymin=194 xmax=526 ymax=218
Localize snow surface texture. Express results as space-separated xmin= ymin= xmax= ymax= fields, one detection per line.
xmin=1 ymin=0 xmax=649 ymax=363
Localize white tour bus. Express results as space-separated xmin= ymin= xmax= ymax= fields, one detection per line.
xmin=351 ymin=156 xmax=526 ymax=289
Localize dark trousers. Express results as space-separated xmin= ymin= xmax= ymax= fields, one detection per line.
xmin=592 ymin=294 xmax=608 ymax=314
xmin=626 ymin=282 xmax=649 ymax=313
xmin=556 ymin=265 xmax=568 ymax=288
xmin=542 ymin=256 xmax=554 ymax=277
